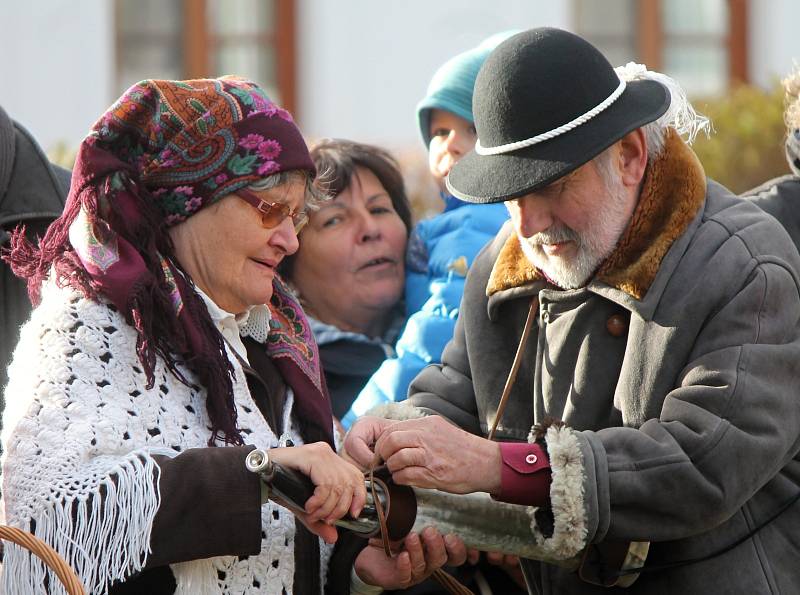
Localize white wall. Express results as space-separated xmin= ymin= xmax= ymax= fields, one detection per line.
xmin=0 ymin=0 xmax=115 ymax=151
xmin=749 ymin=0 xmax=800 ymax=89
xmin=296 ymin=0 xmax=570 ymax=150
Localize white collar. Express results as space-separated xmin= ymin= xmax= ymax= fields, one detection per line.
xmin=194 ymin=286 xmax=272 ymax=363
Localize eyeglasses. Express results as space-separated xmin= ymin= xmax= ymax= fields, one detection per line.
xmin=235 ymin=188 xmax=308 ymax=233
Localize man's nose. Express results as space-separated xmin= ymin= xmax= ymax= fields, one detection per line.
xmin=515 ymin=195 xmax=553 ymax=238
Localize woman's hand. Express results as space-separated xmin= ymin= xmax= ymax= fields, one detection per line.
xmin=354 ymin=527 xmax=467 ymax=590
xmin=267 ymin=442 xmax=367 ymax=544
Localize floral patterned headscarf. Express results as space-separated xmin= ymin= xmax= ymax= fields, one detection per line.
xmin=3 ymin=77 xmax=315 ymax=445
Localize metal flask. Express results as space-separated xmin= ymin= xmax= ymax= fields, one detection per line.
xmin=244 ymin=449 xmax=579 ymax=568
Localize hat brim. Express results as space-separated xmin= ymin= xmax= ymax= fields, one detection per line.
xmin=446 ymin=79 xmax=670 ymax=203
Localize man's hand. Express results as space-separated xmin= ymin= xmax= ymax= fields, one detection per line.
xmin=354 ymin=527 xmax=467 ymax=590
xmin=343 ymin=416 xmax=393 ymax=470
xmin=373 ymin=416 xmax=502 ymax=494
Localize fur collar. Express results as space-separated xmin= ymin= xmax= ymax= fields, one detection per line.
xmin=486 ymin=129 xmax=706 ymax=300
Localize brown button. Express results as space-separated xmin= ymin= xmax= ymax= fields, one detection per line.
xmin=606 ymin=314 xmax=628 ymax=337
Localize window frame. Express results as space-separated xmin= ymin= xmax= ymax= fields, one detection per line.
xmin=115 ymin=0 xmax=297 ymax=115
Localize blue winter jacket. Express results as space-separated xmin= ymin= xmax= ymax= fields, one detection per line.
xmin=341 ymin=196 xmax=508 ymax=428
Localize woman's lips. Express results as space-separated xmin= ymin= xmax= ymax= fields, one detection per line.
xmin=358 ymin=257 xmax=397 ymax=271
xmin=251 ymin=257 xmax=277 ymax=271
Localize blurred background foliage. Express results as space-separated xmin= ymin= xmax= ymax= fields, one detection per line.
xmin=47 ymin=82 xmax=793 ymax=217
xmin=692 ymin=82 xmax=790 ymax=194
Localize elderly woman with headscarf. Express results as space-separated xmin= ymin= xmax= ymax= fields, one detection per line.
xmin=0 ymin=78 xmax=462 ymax=595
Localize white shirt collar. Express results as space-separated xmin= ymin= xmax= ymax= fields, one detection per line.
xmin=194 ymin=287 xmax=272 ymax=364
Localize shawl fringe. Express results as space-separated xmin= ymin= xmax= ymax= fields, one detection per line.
xmin=2 ymin=453 xmax=162 ymax=595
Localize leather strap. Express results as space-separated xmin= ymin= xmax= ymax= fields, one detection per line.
xmin=488 ymin=297 xmax=539 ymax=441
xmin=365 ymin=296 xmax=540 ymax=595
xmin=366 ymin=465 xmax=474 ymax=595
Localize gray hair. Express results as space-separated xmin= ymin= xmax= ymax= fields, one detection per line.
xmin=784 ymin=65 xmax=800 ymax=131
xmin=247 ymin=169 xmax=329 ymax=211
xmin=615 ymin=63 xmax=711 ymax=162
xmin=591 ymin=64 xmax=711 ymax=187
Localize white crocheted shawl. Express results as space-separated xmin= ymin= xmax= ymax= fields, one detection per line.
xmin=1 ymin=281 xmax=332 ymax=594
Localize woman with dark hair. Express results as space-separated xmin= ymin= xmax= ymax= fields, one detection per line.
xmin=0 ymin=79 xmax=461 ymax=594
xmin=281 ymin=139 xmax=412 ymax=420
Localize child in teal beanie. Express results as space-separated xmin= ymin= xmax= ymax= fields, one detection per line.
xmin=343 ymin=33 xmax=516 ymax=427
xmin=344 ymin=30 xmax=527 ymax=595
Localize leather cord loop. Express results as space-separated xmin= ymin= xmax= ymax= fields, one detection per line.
xmin=366 ymin=461 xmax=474 ymax=595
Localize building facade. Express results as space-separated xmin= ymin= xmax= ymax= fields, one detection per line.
xmin=1 ymin=0 xmax=798 ymax=152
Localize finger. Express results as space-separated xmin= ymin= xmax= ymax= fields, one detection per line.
xmin=384 ymin=447 xmax=427 ymax=475
xmin=374 ymin=429 xmax=422 ymax=463
xmin=299 ymin=513 xmax=338 ymax=544
xmin=444 ymin=533 xmax=467 ymax=566
xmin=325 ymin=483 xmax=354 ymax=524
xmin=344 ymin=418 xmax=388 ymax=468
xmin=392 ymin=467 xmax=436 ymax=490
xmin=315 ymin=485 xmax=344 ymax=522
xmin=350 ymin=475 xmax=367 ymax=518
xmin=486 ymin=550 xmax=504 ymax=565
xmin=304 ymin=485 xmax=331 ymax=518
xmin=419 ymin=527 xmax=447 ymax=573
xmin=394 ymin=551 xmax=412 ymax=588
xmin=305 ymin=485 xmax=338 ymax=521
xmin=467 ymin=548 xmax=481 ymax=565
xmin=343 ymin=433 xmax=377 ymax=469
xmin=404 ymin=532 xmax=427 ymax=580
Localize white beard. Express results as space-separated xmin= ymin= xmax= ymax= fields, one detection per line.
xmin=516 ymin=171 xmax=632 ymax=289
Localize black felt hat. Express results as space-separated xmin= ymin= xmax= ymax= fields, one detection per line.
xmin=446 ymin=27 xmax=671 ymax=203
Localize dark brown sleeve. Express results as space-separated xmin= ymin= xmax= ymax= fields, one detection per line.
xmin=144 ymin=445 xmax=262 ymax=568
xmin=325 ymin=530 xmax=369 ymax=595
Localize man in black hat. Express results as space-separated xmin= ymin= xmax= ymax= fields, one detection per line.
xmin=0 ymin=105 xmax=69 ymax=402
xmin=345 ymin=28 xmax=800 ymax=594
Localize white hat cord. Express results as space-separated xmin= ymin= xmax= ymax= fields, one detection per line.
xmin=474 ymin=62 xmax=710 ymax=157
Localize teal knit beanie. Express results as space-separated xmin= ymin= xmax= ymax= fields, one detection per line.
xmin=417 ymin=31 xmax=517 ymax=148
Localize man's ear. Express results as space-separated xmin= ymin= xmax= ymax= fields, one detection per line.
xmin=617 ymin=128 xmax=648 ymax=188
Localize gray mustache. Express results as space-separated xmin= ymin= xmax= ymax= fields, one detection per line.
xmin=527 ymin=224 xmax=580 ymax=246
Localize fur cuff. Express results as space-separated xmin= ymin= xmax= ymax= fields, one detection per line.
xmin=525 ymin=424 xmax=588 ymax=560
xmin=366 ymin=401 xmax=430 ymax=421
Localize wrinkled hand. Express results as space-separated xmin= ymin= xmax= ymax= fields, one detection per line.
xmin=373 ymin=416 xmax=502 ymax=494
xmin=354 ymin=527 xmax=467 ymax=590
xmin=343 ymin=416 xmax=393 ymax=470
xmin=267 ymin=442 xmax=366 ymax=544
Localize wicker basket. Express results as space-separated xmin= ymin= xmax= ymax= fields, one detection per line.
xmin=0 ymin=526 xmax=86 ymax=594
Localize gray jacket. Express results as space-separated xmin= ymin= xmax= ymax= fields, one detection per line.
xmin=742 ymin=174 xmax=800 ymax=252
xmin=401 ymin=135 xmax=800 ymax=594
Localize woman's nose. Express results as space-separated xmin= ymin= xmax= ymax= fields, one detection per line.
xmin=357 ymin=213 xmax=382 ymax=243
xmin=269 ymin=216 xmax=300 ymax=255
